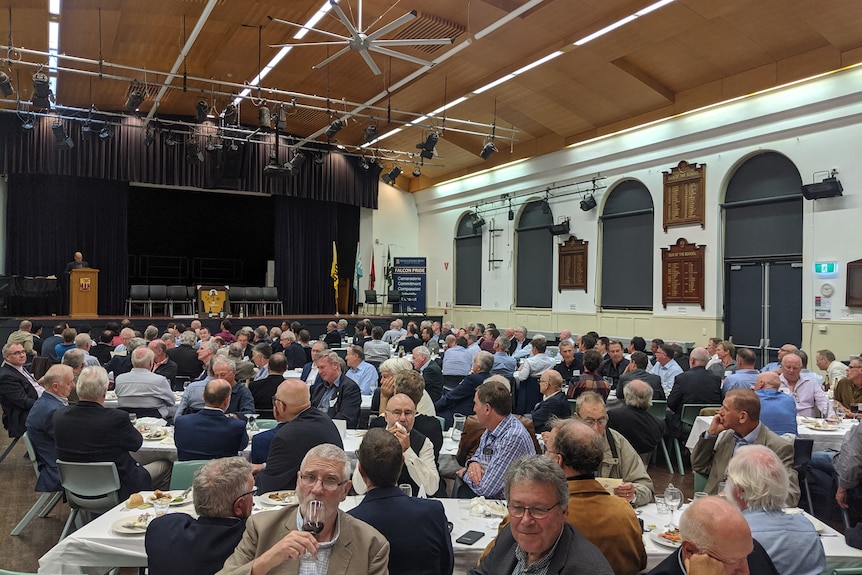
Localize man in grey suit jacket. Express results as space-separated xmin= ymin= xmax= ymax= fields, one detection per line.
xmin=470 ymin=456 xmax=613 ymax=575
xmin=691 ymin=388 xmax=799 ymax=506
xmin=217 ymin=444 xmax=388 ymax=575
xmin=115 ymin=347 xmax=175 ymax=418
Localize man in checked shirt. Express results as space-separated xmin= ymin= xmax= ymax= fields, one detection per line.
xmin=456 ymin=379 xmax=536 ymax=499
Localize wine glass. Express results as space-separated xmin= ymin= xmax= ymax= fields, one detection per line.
xmin=664 ymin=483 xmax=683 ymax=529
xmin=128 ymin=413 xmax=137 ymax=427
xmin=835 ymin=406 xmax=846 ymax=425
xmin=301 ymin=500 xmax=325 ymax=561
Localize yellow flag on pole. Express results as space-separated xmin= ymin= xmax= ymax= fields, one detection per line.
xmin=331 ymin=241 xmax=339 ymax=307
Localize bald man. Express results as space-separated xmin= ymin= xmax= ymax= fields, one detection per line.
xmin=64 ymin=251 xmax=88 ymax=274
xmin=753 ymin=371 xmax=798 ymax=436
xmin=527 ymin=370 xmax=570 ymax=433
xmin=255 ymin=378 xmax=344 ymax=492
xmin=646 ymin=496 xmax=779 ymax=574
xmin=666 ymin=347 xmax=721 ymax=437
xmin=173 ymin=378 xmax=248 ymax=461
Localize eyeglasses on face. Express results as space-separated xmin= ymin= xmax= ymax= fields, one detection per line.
xmin=234 ymin=485 xmax=257 ymax=504
xmin=299 ymin=473 xmax=349 ymax=491
xmin=578 ymin=415 xmax=608 ymax=426
xmin=386 ymin=409 xmax=415 ymax=418
xmin=272 ymin=396 xmax=285 ymax=406
xmin=508 ymin=503 xmax=559 ymax=519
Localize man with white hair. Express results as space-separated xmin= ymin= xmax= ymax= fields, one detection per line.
xmin=607 ymin=379 xmax=665 ymax=461
xmin=778 ymin=351 xmax=832 ymax=417
xmin=115 ymin=346 xmax=175 ymax=418
xmin=725 ymin=445 xmax=825 ymax=575
xmin=322 ymin=321 xmax=342 ymax=346
xmin=382 ymin=319 xmax=406 ymax=344
xmin=761 ymin=343 xmax=798 ymax=373
xmin=513 ymin=334 xmax=557 ymax=414
xmin=411 ymin=345 xmax=444 ymax=402
xmin=74 ymin=332 xmax=101 ymax=366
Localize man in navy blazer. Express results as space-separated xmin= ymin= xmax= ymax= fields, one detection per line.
xmin=53 ymin=366 xmax=171 ymax=501
xmin=0 ymin=342 xmax=41 ymax=439
xmin=25 ymin=364 xmax=75 ymax=492
xmin=174 ymin=379 xmax=249 ymax=461
xmin=146 ymin=457 xmax=252 ymax=575
xmin=528 ymin=370 xmax=570 ymax=433
xmin=308 ymin=351 xmax=361 ymax=428
xmin=434 ymin=351 xmax=493 ymax=428
xmin=348 ymin=428 xmax=453 ymax=575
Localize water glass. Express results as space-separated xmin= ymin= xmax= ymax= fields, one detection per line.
xmin=452 ymin=414 xmax=466 ymax=441
xmin=399 ymin=484 xmax=412 ymax=497
xmin=693 ymin=491 xmax=708 ymax=501
xmin=128 ymin=413 xmax=137 ymax=426
xmin=655 ymin=495 xmax=670 ymax=515
xmin=153 ymin=498 xmax=170 ymax=517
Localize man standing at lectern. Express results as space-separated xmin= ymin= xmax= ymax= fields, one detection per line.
xmin=64 ymin=252 xmax=89 ymax=274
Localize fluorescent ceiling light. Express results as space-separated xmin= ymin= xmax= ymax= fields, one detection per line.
xmin=361 ymin=127 xmax=402 ymax=147
xmin=474 ymin=75 xmax=515 ymax=94
xmin=49 ymin=0 xmax=61 ymax=15
xmin=295 ymin=4 xmax=332 ymax=39
xmin=428 ymin=96 xmax=468 ymax=116
xmin=636 ymin=0 xmax=675 ymax=17
xmin=513 ymin=51 xmax=563 ymax=75
xmin=575 ymin=15 xmax=637 ymax=46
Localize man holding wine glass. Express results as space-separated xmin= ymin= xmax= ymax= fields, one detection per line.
xmin=218 ymin=443 xmax=389 ymax=575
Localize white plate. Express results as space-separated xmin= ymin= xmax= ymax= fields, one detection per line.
xmin=158 ymin=491 xmax=192 ymax=506
xmin=142 ymin=429 xmax=170 ymax=440
xmin=805 ymin=423 xmax=839 ymax=431
xmin=651 ymin=531 xmax=682 ymax=548
xmin=258 ymin=491 xmax=297 ymax=506
xmin=111 ymin=515 xmax=152 ymax=534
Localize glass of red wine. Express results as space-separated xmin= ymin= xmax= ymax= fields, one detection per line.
xmin=301 ymin=500 xmax=325 ymax=561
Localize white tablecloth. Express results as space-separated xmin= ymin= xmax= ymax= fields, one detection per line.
xmin=686 ymin=415 xmax=854 ymax=451
xmin=39 ymin=496 xmax=862 ymax=574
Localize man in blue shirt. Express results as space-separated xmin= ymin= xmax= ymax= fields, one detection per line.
xmin=345 ymin=345 xmax=378 ymax=395
xmin=753 ymin=371 xmax=797 ymax=435
xmin=649 ymin=343 xmax=683 ymax=393
xmin=722 ymin=348 xmax=760 ymax=396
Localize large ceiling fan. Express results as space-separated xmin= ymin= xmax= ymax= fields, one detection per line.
xmin=268 ymin=0 xmax=456 ymax=76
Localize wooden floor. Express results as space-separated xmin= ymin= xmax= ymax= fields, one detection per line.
xmin=0 ymin=433 xmax=839 ymax=573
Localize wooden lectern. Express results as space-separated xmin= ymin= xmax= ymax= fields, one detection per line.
xmin=69 ymin=268 xmax=99 ymax=317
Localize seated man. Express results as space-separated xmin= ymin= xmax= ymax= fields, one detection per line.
xmin=470 ymin=456 xmax=613 ymax=575
xmin=411 ymin=345 xmax=444 ymax=403
xmin=721 ymin=347 xmax=760 ymax=396
xmin=526 ymin=369 xmax=569 ymax=433
xmin=211 ymin=357 xmax=256 ymax=419
xmin=308 ymin=351 xmax=361 ymax=428
xmin=753 ymin=371 xmax=797 ymax=435
xmin=0 ymin=342 xmax=42 ymax=441
xmin=250 ymin=381 xmax=291 ymax=468
xmin=617 ymin=351 xmax=665 ymax=400
xmin=647 ymin=497 xmax=779 ymax=575
xmin=456 ymin=380 xmax=536 ymax=499
xmin=146 ymin=457 xmax=253 ymax=575
xmin=512 ymin=334 xmax=557 ymax=413
xmin=299 ymin=341 xmax=328 ymax=388
xmin=571 ymin=391 xmax=655 ymax=506
xmin=175 ymin=342 xmax=219 ymax=418
xmin=248 ymin=352 xmax=288 ymax=417
xmin=807 ymin=413 xmax=862 ymax=521
xmin=53 ymin=366 xmax=171 ymax=500
xmin=779 ymin=351 xmax=832 ymax=418
xmin=114 ymin=347 xmax=175 ymax=419
xmin=490 ymin=335 xmax=516 ymax=379
xmin=833 ymin=356 xmax=862 ymax=415
xmin=725 ymin=445 xmax=825 ymax=575
xmin=545 ymin=419 xmax=646 ymax=575
xmin=250 ymin=343 xmax=272 ymax=382
xmin=353 ymin=393 xmax=439 ymax=497
xmin=219 ymin=444 xmax=389 ymax=575
xmin=363 ymin=326 xmax=392 ymax=364
xmin=597 ymin=340 xmax=629 ymax=389
xmin=174 ymin=379 xmax=249 ymax=461
xmin=255 ymin=379 xmax=343 ymax=492
xmin=374 ymin=370 xmax=443 ymax=460
xmin=25 ymin=364 xmax=75 ymax=493
xmin=691 ymin=388 xmax=799 ymax=506
xmin=345 ymin=345 xmax=378 ymax=395
xmin=665 ymin=347 xmax=721 ymax=438
xmin=607 ymin=379 xmax=665 ymax=461
xmin=435 ymin=351 xmax=493 ymax=429
xmin=149 ymin=340 xmax=178 ymax=390
xmin=349 ymin=428 xmax=453 ymax=575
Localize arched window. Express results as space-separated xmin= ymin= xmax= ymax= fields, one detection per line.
xmin=600 ymin=180 xmax=654 ymax=309
xmin=454 ymin=212 xmax=482 ymax=306
xmin=515 ymin=200 xmax=553 ymax=308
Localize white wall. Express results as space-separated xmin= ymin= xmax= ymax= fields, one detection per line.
xmin=368 ymin=66 xmax=862 ymax=358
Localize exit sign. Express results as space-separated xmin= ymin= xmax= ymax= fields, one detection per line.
xmin=814 ymin=262 xmax=837 ymax=276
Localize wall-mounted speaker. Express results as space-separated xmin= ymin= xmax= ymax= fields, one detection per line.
xmin=802 ymin=177 xmax=843 ymax=200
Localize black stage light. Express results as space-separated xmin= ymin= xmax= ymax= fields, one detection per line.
xmin=51 ymin=121 xmax=74 ymax=149
xmin=381 ymin=165 xmax=402 ymax=184
xmin=223 ymin=104 xmax=238 ymax=126
xmin=480 ymin=140 xmax=497 ymax=160
xmin=98 ymin=125 xmax=113 ymax=140
xmin=186 ymin=141 xmax=204 ymax=163
xmin=326 ymin=119 xmax=344 ymax=139
xmin=358 ymin=156 xmax=370 ymax=170
xmin=0 ymin=71 xmax=14 ymax=97
xmin=21 ymin=115 xmax=34 ymax=131
xmin=287 ymin=150 xmax=306 ymax=174
xmin=580 ymin=194 xmax=597 ymax=212
xmin=32 ymin=71 xmax=52 ymax=109
xmin=412 ymin=166 xmax=421 ymax=177
xmin=416 ymin=132 xmax=438 ymax=160
xmin=125 ymin=88 xmax=145 ymax=112
xmin=258 ymin=106 xmax=271 ymax=128
xmin=363 ymin=124 xmax=377 ymax=143
xmin=144 ymin=128 xmax=155 ymax=147
xmin=195 ymin=100 xmax=210 ymax=123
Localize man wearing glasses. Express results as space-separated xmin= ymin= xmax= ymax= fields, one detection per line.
xmin=470 ymin=456 xmax=613 ymax=574
xmin=220 ymin=444 xmax=389 ymax=575
xmin=831 ymin=357 xmax=862 ymax=416
xmin=0 ymin=342 xmax=43 ymax=441
xmin=146 ymin=457 xmax=253 ymax=575
xmin=255 ymin=379 xmax=343 ymax=493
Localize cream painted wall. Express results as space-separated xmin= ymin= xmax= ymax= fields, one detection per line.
xmin=376 ymin=66 xmax=862 ymax=359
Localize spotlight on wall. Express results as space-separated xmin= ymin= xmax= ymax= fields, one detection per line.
xmin=125 ymin=85 xmax=145 ymax=112
xmin=580 ymin=194 xmax=597 ymax=212
xmin=363 ymin=124 xmax=377 ymax=143
xmin=195 ymin=100 xmax=209 ymax=123
xmin=32 ymin=71 xmax=53 ymax=109
xmin=186 ymin=140 xmax=204 ymax=163
xmin=381 ymin=165 xmax=402 ymax=184
xmin=222 ymin=103 xmax=238 ymax=126
xmin=416 ymin=132 xmax=438 ymax=160
xmin=326 ymin=119 xmax=344 ymax=139
xmin=0 ymin=71 xmax=14 ymax=97
xmin=480 ymin=140 xmax=497 ymax=160
xmin=51 ymin=121 xmax=74 ymax=149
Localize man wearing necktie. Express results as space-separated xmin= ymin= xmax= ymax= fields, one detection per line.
xmin=691 ymin=388 xmax=799 ymax=506
xmin=0 ymin=343 xmax=44 ymax=441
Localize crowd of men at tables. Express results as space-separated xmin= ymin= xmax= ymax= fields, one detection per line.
xmin=2 ymin=316 xmax=862 ymax=575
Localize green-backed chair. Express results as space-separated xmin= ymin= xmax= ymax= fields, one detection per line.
xmin=169 ymin=459 xmax=209 ymax=490
xmin=568 ymin=398 xmax=578 ymax=416
xmin=435 ymin=416 xmax=445 ymax=431
xmin=831 ymin=570 xmax=862 ymax=575
xmin=673 ymin=403 xmax=721 ymax=473
xmin=647 ymin=400 xmax=675 ymax=474
xmin=256 ymin=419 xmax=279 ymax=430
xmin=693 ymin=471 xmax=708 ymax=493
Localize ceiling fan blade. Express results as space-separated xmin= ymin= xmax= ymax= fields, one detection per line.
xmin=372 ymin=38 xmax=456 ymax=46
xmin=368 ymin=45 xmax=434 ymax=68
xmin=268 ymin=15 xmax=349 ymax=41
xmin=366 ymin=10 xmax=417 ymax=42
xmin=269 ymin=41 xmax=349 ymax=48
xmin=358 ymin=50 xmax=382 ymax=75
xmin=329 ymin=0 xmax=362 ymax=40
xmin=312 ymin=46 xmax=352 ymax=70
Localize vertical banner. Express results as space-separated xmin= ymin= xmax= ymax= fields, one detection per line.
xmin=393 ymin=257 xmax=427 ymax=313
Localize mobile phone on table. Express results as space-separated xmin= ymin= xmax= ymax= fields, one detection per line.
xmin=455 ymin=530 xmax=485 ymax=545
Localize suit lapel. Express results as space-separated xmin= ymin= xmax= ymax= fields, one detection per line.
xmin=325 ymin=513 xmax=353 ymax=573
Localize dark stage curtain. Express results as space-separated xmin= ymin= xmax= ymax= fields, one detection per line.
xmin=5 ymin=174 xmax=128 ymax=315
xmin=0 ymin=115 xmax=378 ymax=208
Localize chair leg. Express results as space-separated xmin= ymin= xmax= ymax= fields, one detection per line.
xmin=843 ymin=508 xmax=853 ymax=529
xmin=59 ymin=508 xmax=77 ymax=540
xmin=0 ymin=436 xmax=21 ymax=464
xmin=661 ymin=441 xmax=675 ymax=475
xmin=673 ymin=438 xmax=685 ymax=475
xmin=801 ymin=476 xmax=814 ymax=515
xmin=39 ymin=492 xmax=62 ymax=517
xmin=11 ymin=492 xmax=57 ymax=535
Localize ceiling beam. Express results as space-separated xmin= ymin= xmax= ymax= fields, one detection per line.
xmin=611 ymin=57 xmax=675 ymax=103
